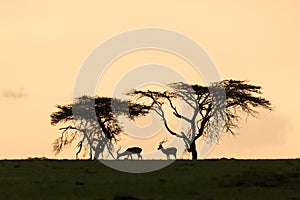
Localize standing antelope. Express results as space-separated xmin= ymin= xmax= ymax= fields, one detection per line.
xmin=157 ymin=139 xmax=177 ymax=159
xmin=116 ymin=147 xmax=143 ymax=160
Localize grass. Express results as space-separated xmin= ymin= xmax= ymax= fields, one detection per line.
xmin=0 ymin=159 xmax=300 ymax=199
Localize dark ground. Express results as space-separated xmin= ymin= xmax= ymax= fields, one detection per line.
xmin=0 ymin=159 xmax=300 ymax=200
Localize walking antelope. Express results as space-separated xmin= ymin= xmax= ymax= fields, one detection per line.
xmin=116 ymin=147 xmax=142 ymax=160
xmin=157 ymin=139 xmax=177 ymax=159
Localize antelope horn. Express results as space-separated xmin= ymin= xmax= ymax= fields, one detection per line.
xmin=160 ymin=138 xmax=168 ymax=144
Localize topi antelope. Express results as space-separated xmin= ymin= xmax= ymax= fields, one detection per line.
xmin=116 ymin=147 xmax=142 ymax=160
xmin=157 ymin=139 xmax=177 ymax=159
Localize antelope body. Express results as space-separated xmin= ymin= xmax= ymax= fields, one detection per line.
xmin=158 ymin=139 xmax=177 ymax=159
xmin=117 ymin=147 xmax=142 ymax=160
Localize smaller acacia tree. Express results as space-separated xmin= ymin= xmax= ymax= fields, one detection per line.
xmin=50 ymin=96 xmax=150 ymax=159
xmin=129 ymin=79 xmax=273 ymax=160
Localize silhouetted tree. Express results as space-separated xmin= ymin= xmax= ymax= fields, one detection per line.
xmin=50 ymin=96 xmax=150 ymax=159
xmin=129 ymin=79 xmax=273 ymax=160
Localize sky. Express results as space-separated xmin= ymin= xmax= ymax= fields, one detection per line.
xmin=0 ymin=1 xmax=299 ymax=159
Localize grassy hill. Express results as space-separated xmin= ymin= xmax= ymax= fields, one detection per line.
xmin=0 ymin=159 xmax=300 ymax=200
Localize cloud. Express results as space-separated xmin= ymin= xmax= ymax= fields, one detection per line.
xmin=2 ymin=88 xmax=28 ymax=99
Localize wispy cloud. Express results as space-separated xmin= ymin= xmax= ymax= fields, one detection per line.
xmin=2 ymin=88 xmax=28 ymax=99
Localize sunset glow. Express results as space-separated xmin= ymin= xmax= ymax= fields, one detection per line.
xmin=1 ymin=1 xmax=299 ymax=159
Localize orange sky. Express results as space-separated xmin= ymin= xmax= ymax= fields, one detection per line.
xmin=0 ymin=1 xmax=299 ymax=159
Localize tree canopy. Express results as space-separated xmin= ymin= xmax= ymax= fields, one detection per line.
xmin=50 ymin=96 xmax=150 ymax=159
xmin=50 ymin=79 xmax=272 ymax=160
xmin=128 ymin=79 xmax=273 ymax=160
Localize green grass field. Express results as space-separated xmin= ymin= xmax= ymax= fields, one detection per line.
xmin=0 ymin=159 xmax=300 ymax=200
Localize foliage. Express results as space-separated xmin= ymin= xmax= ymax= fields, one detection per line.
xmin=50 ymin=96 xmax=150 ymax=158
xmin=50 ymin=79 xmax=272 ymax=160
xmin=129 ymin=79 xmax=273 ymax=159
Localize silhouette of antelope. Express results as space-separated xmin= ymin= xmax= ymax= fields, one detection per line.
xmin=116 ymin=147 xmax=142 ymax=160
xmin=157 ymin=139 xmax=177 ymax=159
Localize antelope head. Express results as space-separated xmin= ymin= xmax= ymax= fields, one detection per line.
xmin=158 ymin=138 xmax=168 ymax=150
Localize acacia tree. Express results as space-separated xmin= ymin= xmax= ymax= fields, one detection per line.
xmin=129 ymin=79 xmax=273 ymax=160
xmin=50 ymin=96 xmax=149 ymax=159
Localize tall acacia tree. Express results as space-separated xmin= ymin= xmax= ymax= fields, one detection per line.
xmin=50 ymin=96 xmax=150 ymax=159
xmin=129 ymin=79 xmax=273 ymax=160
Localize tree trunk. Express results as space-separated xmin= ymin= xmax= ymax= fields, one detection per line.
xmin=189 ymin=115 xmax=208 ymax=160
xmin=190 ymin=140 xmax=198 ymax=160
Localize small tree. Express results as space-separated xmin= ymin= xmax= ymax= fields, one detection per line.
xmin=50 ymin=96 xmax=149 ymax=159
xmin=129 ymin=79 xmax=273 ymax=160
